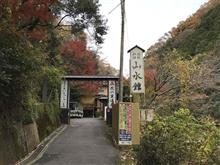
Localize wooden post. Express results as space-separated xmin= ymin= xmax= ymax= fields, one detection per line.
xmin=119 ymin=0 xmax=125 ymax=102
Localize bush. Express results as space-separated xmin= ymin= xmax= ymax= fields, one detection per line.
xmin=35 ymin=102 xmax=60 ymax=141
xmin=136 ymin=109 xmax=220 ymax=165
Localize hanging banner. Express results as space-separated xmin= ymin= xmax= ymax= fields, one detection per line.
xmin=60 ymin=80 xmax=68 ymax=109
xmin=119 ymin=103 xmax=132 ymax=145
xmin=108 ymin=81 xmax=116 ymax=108
xmin=129 ymin=46 xmax=145 ymax=93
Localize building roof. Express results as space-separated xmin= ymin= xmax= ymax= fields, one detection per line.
xmin=127 ymin=45 xmax=145 ymax=53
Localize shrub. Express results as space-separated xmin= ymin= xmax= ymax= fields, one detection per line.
xmin=136 ymin=109 xmax=220 ymax=165
xmin=35 ymin=102 xmax=60 ymax=141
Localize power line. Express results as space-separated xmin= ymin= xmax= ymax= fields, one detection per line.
xmin=108 ymin=2 xmax=121 ymax=15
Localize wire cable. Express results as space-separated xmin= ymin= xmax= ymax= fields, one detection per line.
xmin=108 ymin=2 xmax=121 ymax=15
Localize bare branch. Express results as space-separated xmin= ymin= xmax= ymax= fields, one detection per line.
xmin=55 ymin=14 xmax=71 ymax=28
xmin=147 ymin=86 xmax=179 ymax=107
xmin=155 ymin=75 xmax=173 ymax=92
xmin=157 ymin=86 xmax=179 ymax=97
xmin=153 ymin=75 xmax=157 ymax=91
xmin=148 ymin=94 xmax=158 ymax=106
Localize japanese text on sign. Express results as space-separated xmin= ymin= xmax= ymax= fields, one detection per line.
xmin=130 ymin=48 xmax=145 ymax=93
xmin=108 ymin=81 xmax=116 ymax=108
xmin=60 ymin=80 xmax=68 ymax=109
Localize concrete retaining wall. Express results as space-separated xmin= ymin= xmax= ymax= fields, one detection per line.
xmin=23 ymin=121 xmax=40 ymax=153
xmin=0 ymin=121 xmax=40 ymax=165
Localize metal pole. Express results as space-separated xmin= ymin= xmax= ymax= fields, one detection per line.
xmin=119 ymin=0 xmax=125 ymax=102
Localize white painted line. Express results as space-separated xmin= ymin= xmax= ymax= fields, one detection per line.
xmin=16 ymin=125 xmax=67 ymax=165
xmin=29 ymin=125 xmax=67 ymax=165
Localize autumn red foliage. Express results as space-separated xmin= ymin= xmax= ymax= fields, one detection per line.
xmin=60 ymin=39 xmax=99 ymax=93
xmin=1 ymin=0 xmax=56 ymax=40
xmin=144 ymin=69 xmax=156 ymax=82
xmin=11 ymin=0 xmax=55 ymax=23
xmin=60 ymin=40 xmax=97 ymax=75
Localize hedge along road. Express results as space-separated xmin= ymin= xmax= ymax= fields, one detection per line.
xmin=33 ymin=118 xmax=119 ymax=165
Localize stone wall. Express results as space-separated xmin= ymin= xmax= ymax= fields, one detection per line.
xmin=0 ymin=121 xmax=23 ymax=165
xmin=0 ymin=121 xmax=40 ymax=165
xmin=23 ymin=122 xmax=40 ymax=154
xmin=0 ymin=102 xmax=60 ymax=164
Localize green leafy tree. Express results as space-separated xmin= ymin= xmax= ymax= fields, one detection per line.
xmin=137 ymin=109 xmax=220 ymax=165
xmin=0 ymin=24 xmax=43 ymax=117
xmin=144 ymin=50 xmax=198 ymax=114
xmin=54 ymin=0 xmax=107 ymax=44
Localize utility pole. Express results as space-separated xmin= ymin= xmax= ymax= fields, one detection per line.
xmin=119 ymin=0 xmax=125 ymax=102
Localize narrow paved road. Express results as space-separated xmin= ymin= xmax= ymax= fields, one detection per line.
xmin=34 ymin=118 xmax=119 ymax=165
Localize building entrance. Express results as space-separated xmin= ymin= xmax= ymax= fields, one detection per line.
xmin=60 ymin=75 xmax=119 ymax=124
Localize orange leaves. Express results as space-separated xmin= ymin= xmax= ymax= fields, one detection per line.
xmin=27 ymin=27 xmax=47 ymax=41
xmin=2 ymin=0 xmax=56 ymax=41
xmin=145 ymin=69 xmax=156 ymax=82
xmin=60 ymin=40 xmax=86 ymax=59
xmin=60 ymin=40 xmax=97 ymax=75
xmin=12 ymin=0 xmax=55 ymax=23
xmin=60 ymin=39 xmax=99 ymax=92
xmin=81 ymin=82 xmax=99 ymax=93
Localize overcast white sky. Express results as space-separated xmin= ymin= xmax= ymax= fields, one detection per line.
xmin=98 ymin=0 xmax=208 ymax=76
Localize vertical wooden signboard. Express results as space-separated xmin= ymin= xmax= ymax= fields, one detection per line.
xmin=60 ymin=80 xmax=68 ymax=109
xmin=128 ymin=45 xmax=145 ymax=94
xmin=108 ymin=80 xmax=116 ymax=108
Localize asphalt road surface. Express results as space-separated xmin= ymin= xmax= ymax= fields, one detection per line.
xmin=34 ymin=118 xmax=119 ymax=165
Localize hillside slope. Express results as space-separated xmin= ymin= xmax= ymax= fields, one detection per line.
xmin=144 ymin=0 xmax=220 ymax=120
